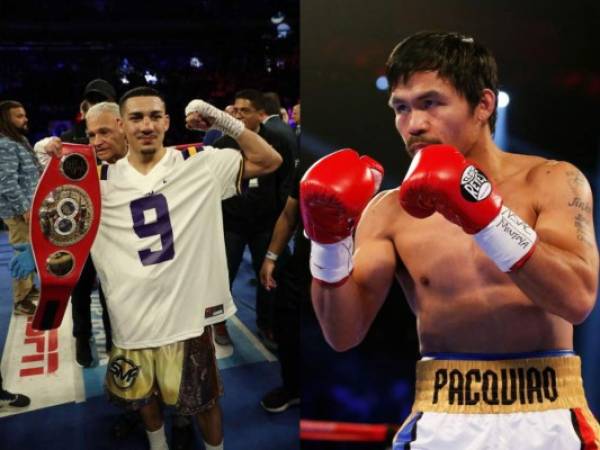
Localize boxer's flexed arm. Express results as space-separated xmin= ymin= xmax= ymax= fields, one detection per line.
xmin=185 ymin=99 xmax=282 ymax=179
xmin=509 ymin=162 xmax=598 ymax=323
xmin=234 ymin=129 xmax=282 ymax=179
xmin=301 ymin=149 xmax=392 ymax=351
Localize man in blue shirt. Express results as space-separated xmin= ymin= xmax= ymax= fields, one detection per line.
xmin=0 ymin=100 xmax=42 ymax=315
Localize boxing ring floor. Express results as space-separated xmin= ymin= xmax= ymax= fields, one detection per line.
xmin=0 ymin=231 xmax=299 ymax=449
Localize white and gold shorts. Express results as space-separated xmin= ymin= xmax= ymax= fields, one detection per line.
xmin=394 ymin=351 xmax=600 ymax=449
xmin=105 ymin=328 xmax=222 ymax=415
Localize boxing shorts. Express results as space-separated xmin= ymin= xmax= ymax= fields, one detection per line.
xmin=105 ymin=327 xmax=222 ymax=414
xmin=393 ymin=351 xmax=600 ymax=449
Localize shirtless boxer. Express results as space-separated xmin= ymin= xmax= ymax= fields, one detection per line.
xmin=301 ymin=31 xmax=599 ymax=449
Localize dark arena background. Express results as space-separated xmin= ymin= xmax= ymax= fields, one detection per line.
xmin=300 ymin=1 xmax=600 ymax=449
xmin=0 ymin=1 xmax=299 ymax=450
xmin=0 ymin=1 xmax=299 ymax=144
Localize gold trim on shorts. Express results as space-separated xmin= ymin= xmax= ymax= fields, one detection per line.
xmin=413 ymin=355 xmax=589 ymax=414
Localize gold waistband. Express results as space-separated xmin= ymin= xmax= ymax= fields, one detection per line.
xmin=413 ymin=355 xmax=588 ymax=414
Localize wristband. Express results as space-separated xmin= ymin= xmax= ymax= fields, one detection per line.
xmin=265 ymin=251 xmax=278 ymax=261
xmin=474 ymin=205 xmax=537 ymax=272
xmin=185 ymin=99 xmax=244 ymax=138
xmin=310 ymin=236 xmax=354 ymax=284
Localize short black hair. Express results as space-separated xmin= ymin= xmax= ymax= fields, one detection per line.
xmin=386 ymin=31 xmax=499 ymax=132
xmin=119 ymin=86 xmax=166 ymax=112
xmin=234 ymin=89 xmax=265 ymax=111
xmin=262 ymin=92 xmax=282 ymax=115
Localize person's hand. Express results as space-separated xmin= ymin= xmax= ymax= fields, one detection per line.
xmin=399 ymin=144 xmax=537 ymax=271
xmin=44 ymin=137 xmax=63 ymax=158
xmin=184 ymin=99 xmax=244 ymax=138
xmin=399 ymin=144 xmax=501 ymax=233
xmin=185 ymin=111 xmax=213 ymax=131
xmin=10 ymin=243 xmax=36 ymax=279
xmin=300 ymin=149 xmax=383 ymax=284
xmin=260 ymin=259 xmax=277 ymax=291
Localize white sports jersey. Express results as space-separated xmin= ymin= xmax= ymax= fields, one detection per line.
xmin=91 ymin=146 xmax=243 ymax=349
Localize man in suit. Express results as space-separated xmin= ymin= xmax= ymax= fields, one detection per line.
xmin=212 ymin=89 xmax=295 ymax=347
xmin=260 ymin=92 xmax=298 ymax=168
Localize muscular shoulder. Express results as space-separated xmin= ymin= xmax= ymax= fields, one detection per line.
xmin=500 ymin=152 xmax=588 ymax=193
xmin=527 ymin=157 xmax=583 ymax=180
xmin=517 ymin=157 xmax=593 ymax=222
xmin=526 ymin=158 xmax=592 ymax=196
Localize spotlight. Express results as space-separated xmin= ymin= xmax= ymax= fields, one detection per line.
xmin=120 ymin=76 xmax=130 ymax=85
xmin=375 ymin=76 xmax=389 ymax=91
xmin=190 ymin=57 xmax=203 ymax=69
xmin=276 ymin=22 xmax=291 ymax=39
xmin=498 ymin=91 xmax=510 ymax=108
xmin=271 ymin=11 xmax=285 ymax=24
xmin=120 ymin=58 xmax=133 ymax=73
xmin=144 ymin=70 xmax=158 ymax=85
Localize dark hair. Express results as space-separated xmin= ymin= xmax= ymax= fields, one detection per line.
xmin=119 ymin=86 xmax=166 ymax=112
xmin=386 ymin=31 xmax=498 ymax=132
xmin=0 ymin=100 xmax=26 ymax=142
xmin=262 ymin=92 xmax=282 ymax=115
xmin=234 ymin=89 xmax=265 ymax=111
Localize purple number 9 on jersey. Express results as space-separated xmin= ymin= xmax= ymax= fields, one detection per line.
xmin=130 ymin=194 xmax=175 ymax=266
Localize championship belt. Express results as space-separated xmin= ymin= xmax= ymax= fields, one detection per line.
xmin=30 ymin=144 xmax=101 ymax=330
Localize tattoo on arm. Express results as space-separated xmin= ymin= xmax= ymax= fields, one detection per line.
xmin=574 ymin=213 xmax=595 ymax=247
xmin=566 ymin=170 xmax=586 ymax=194
xmin=568 ymin=197 xmax=593 ymax=214
xmin=565 ymin=170 xmax=595 ymax=247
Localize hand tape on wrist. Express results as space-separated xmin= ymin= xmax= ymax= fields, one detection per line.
xmin=185 ymin=99 xmax=244 ymax=138
xmin=474 ymin=205 xmax=537 ymax=272
xmin=310 ymin=236 xmax=354 ymax=283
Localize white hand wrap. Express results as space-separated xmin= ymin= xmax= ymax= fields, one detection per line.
xmin=310 ymin=236 xmax=354 ymax=284
xmin=474 ymin=205 xmax=537 ymax=272
xmin=185 ymin=99 xmax=245 ymax=139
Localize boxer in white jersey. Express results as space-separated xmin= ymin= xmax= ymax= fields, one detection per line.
xmin=300 ymin=31 xmax=599 ymax=449
xmin=92 ymin=87 xmax=281 ymax=450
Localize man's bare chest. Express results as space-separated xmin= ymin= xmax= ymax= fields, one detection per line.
xmin=392 ymin=186 xmax=538 ymax=294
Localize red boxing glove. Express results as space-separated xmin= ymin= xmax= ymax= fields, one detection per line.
xmin=399 ymin=145 xmax=537 ymax=271
xmin=301 ymin=149 xmax=383 ymax=283
xmin=399 ymin=144 xmax=501 ymax=233
xmin=301 ymin=149 xmax=383 ymax=243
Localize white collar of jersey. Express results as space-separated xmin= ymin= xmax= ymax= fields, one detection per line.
xmin=122 ymin=147 xmax=175 ymax=179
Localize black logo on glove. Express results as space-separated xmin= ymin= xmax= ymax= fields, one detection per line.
xmin=461 ymin=166 xmax=491 ymax=202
